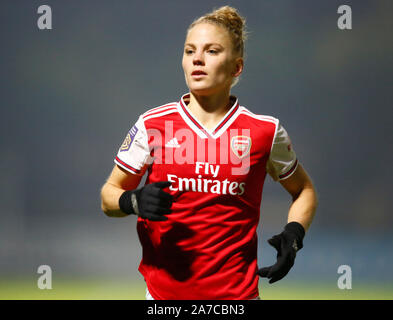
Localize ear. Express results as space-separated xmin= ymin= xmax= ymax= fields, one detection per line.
xmin=233 ymin=57 xmax=244 ymax=77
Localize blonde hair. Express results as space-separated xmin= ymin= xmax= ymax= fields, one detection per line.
xmin=187 ymin=6 xmax=248 ymax=58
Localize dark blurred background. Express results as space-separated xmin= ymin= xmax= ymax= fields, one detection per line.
xmin=0 ymin=0 xmax=392 ymax=298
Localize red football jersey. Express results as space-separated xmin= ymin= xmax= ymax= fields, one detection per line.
xmin=115 ymin=93 xmax=298 ymax=299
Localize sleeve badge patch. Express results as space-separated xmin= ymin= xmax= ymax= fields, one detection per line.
xmin=120 ymin=125 xmax=138 ymax=152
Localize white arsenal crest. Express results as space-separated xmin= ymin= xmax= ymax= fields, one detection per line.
xmin=231 ymin=136 xmax=252 ymax=159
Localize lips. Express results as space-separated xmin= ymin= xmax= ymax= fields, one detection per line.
xmin=191 ymin=70 xmax=207 ymax=76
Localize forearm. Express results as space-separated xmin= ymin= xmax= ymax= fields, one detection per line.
xmin=101 ymin=182 xmax=128 ymax=217
xmin=287 ymin=185 xmax=317 ymax=232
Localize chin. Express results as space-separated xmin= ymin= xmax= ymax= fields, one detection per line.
xmin=190 ymin=84 xmax=230 ymax=97
xmin=188 ymin=83 xmax=218 ymax=96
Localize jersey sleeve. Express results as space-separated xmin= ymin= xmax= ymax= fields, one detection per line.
xmin=114 ymin=115 xmax=152 ymax=175
xmin=266 ymin=122 xmax=298 ymax=181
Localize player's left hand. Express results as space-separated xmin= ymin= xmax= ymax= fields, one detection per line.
xmin=257 ymin=222 xmax=305 ymax=284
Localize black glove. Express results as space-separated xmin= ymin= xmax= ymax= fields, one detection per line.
xmin=257 ymin=222 xmax=305 ymax=284
xmin=119 ymin=181 xmax=173 ymax=221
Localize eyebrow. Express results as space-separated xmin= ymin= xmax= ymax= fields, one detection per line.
xmin=184 ymin=43 xmax=224 ymax=48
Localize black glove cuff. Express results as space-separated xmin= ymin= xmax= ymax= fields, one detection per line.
xmin=119 ymin=190 xmax=137 ymax=215
xmin=284 ymin=221 xmax=305 ymax=238
xmin=284 ymin=221 xmax=305 ymax=250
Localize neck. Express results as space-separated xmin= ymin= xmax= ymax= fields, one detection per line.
xmin=186 ymin=89 xmax=233 ymax=130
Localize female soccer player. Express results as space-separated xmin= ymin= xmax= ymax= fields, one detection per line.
xmin=101 ymin=6 xmax=317 ymax=300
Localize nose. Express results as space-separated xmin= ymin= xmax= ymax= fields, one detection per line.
xmin=193 ymin=50 xmax=205 ymax=66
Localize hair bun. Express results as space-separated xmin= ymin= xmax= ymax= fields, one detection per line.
xmin=188 ymin=6 xmax=248 ymax=57
xmin=211 ymin=6 xmax=246 ymax=38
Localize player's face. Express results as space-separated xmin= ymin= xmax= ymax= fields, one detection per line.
xmin=182 ymin=23 xmax=243 ymax=96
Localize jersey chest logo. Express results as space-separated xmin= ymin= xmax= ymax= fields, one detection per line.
xmin=231 ymin=136 xmax=252 ymax=159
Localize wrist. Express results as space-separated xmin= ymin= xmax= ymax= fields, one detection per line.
xmin=285 ymin=221 xmax=305 ymax=238
xmin=119 ymin=190 xmax=139 ymax=215
xmin=284 ymin=221 xmax=305 ymax=251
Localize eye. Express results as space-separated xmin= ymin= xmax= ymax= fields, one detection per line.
xmin=207 ymin=49 xmax=218 ymax=54
xmin=185 ymin=49 xmax=194 ymax=55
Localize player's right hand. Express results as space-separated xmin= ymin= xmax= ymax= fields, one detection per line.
xmin=119 ymin=181 xmax=174 ymax=221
